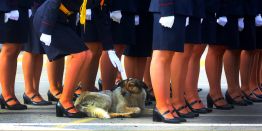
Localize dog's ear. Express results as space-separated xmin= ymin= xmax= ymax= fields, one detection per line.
xmin=137 ymin=80 xmax=148 ymax=90
xmin=116 ymin=79 xmax=127 ymax=88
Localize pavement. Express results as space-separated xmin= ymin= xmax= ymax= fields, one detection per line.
xmin=0 ymin=53 xmax=262 ymax=131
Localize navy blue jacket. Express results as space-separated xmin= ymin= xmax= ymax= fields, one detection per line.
xmin=204 ymin=0 xmax=220 ymax=13
xmin=137 ymin=0 xmax=151 ymax=13
xmin=242 ymin=0 xmax=259 ymax=16
xmin=111 ymin=0 xmax=140 ymax=13
xmin=35 ymin=0 xmax=82 ymax=35
xmin=32 ymin=0 xmax=46 ymax=14
xmin=0 ymin=0 xmax=32 ymax=12
xmin=159 ymin=0 xmax=192 ymax=16
xmin=217 ymin=0 xmax=244 ymax=17
xmin=191 ymin=0 xmax=205 ymax=18
xmin=149 ymin=0 xmax=160 ymax=13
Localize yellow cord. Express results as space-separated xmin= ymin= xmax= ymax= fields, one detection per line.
xmin=80 ymin=0 xmax=87 ymax=26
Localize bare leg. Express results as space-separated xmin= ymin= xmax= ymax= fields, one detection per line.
xmin=205 ymin=45 xmax=228 ymax=106
xmin=185 ymin=44 xmax=207 ymax=109
xmin=0 ymin=44 xmax=22 ymax=105
xmin=100 ymin=45 xmax=125 ymax=90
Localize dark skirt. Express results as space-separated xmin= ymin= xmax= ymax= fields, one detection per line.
xmin=216 ymin=17 xmax=240 ymax=50
xmin=81 ymin=7 xmax=113 ymax=50
xmin=185 ymin=17 xmax=202 ymax=44
xmin=202 ymin=12 xmax=217 ymax=44
xmin=124 ymin=13 xmax=153 ymax=57
xmin=0 ymin=8 xmax=29 ymax=44
xmin=23 ymin=16 xmax=45 ymax=54
xmin=153 ymin=14 xmax=187 ymax=52
xmin=256 ymin=26 xmax=262 ymax=49
xmin=239 ymin=16 xmax=256 ymax=51
xmin=111 ymin=12 xmax=136 ymax=45
xmin=40 ymin=23 xmax=87 ymax=61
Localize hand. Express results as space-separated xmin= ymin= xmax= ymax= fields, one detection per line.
xmin=110 ymin=10 xmax=122 ymax=23
xmin=159 ymin=16 xmax=175 ymax=28
xmin=86 ymin=9 xmax=92 ymax=20
xmin=135 ymin=15 xmax=139 ymax=26
xmin=4 ymin=10 xmax=19 ymax=23
xmin=107 ymin=50 xmax=124 ymax=73
xmin=255 ymin=14 xmax=262 ymax=27
xmin=238 ymin=18 xmax=244 ymax=31
xmin=28 ymin=9 xmax=32 ymax=18
xmin=217 ymin=16 xmax=228 ymax=27
xmin=40 ymin=33 xmax=52 ymax=46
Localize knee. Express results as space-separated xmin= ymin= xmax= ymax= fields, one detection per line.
xmin=1 ymin=46 xmax=21 ymax=58
xmin=152 ymin=51 xmax=173 ymax=63
xmin=207 ymin=46 xmax=225 ymax=56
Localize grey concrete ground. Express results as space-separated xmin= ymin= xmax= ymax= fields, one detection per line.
xmin=0 ymin=54 xmax=262 ymax=131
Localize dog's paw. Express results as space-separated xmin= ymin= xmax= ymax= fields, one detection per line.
xmin=133 ymin=107 xmax=141 ymax=114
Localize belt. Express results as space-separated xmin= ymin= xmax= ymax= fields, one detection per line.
xmin=59 ymin=4 xmax=73 ymax=16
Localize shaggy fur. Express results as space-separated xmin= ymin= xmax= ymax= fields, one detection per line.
xmin=74 ymin=78 xmax=147 ymax=118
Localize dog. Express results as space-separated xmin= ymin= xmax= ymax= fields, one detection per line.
xmin=74 ymin=78 xmax=148 ymax=118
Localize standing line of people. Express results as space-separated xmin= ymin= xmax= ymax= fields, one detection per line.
xmin=0 ymin=0 xmax=262 ymax=123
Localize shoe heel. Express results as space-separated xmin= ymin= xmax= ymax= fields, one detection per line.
xmin=0 ymin=100 xmax=6 ymax=109
xmin=207 ymin=96 xmax=213 ymax=108
xmin=47 ymin=93 xmax=53 ymax=102
xmin=152 ymin=111 xmax=162 ymax=122
xmin=56 ymin=105 xmax=63 ymax=117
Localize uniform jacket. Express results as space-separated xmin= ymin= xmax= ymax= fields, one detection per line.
xmin=204 ymin=0 xmax=220 ymax=13
xmin=149 ymin=0 xmax=160 ymax=13
xmin=217 ymin=0 xmax=244 ymax=17
xmin=0 ymin=0 xmax=32 ymax=12
xmin=111 ymin=0 xmax=140 ymax=13
xmin=242 ymin=0 xmax=259 ymax=16
xmin=35 ymin=0 xmax=83 ymax=35
xmin=191 ymin=0 xmax=205 ymax=18
xmin=159 ymin=0 xmax=192 ymax=16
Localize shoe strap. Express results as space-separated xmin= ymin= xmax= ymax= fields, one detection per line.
xmin=65 ymin=106 xmax=75 ymax=111
xmin=161 ymin=110 xmax=171 ymax=117
xmin=213 ymin=97 xmax=225 ymax=103
xmin=30 ymin=94 xmax=40 ymax=100
xmin=75 ymin=86 xmax=82 ymax=91
xmin=5 ymin=97 xmax=16 ymax=103
xmin=253 ymin=87 xmax=260 ymax=92
xmin=55 ymin=91 xmax=62 ymax=96
xmin=188 ymin=100 xmax=201 ymax=106
xmin=232 ymin=95 xmax=242 ymax=100
xmin=176 ymin=105 xmax=187 ymax=112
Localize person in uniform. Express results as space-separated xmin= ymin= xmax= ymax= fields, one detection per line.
xmin=183 ymin=0 xmax=212 ymax=114
xmin=205 ymin=0 xmax=247 ymax=109
xmin=75 ymin=0 xmax=115 ymax=94
xmin=240 ymin=0 xmax=262 ymax=102
xmin=256 ymin=1 xmax=262 ymax=89
xmin=22 ymin=0 xmax=52 ymax=105
xmin=99 ymin=0 xmax=140 ymax=90
xmin=33 ymin=0 xmax=89 ymax=118
xmin=123 ymin=0 xmax=153 ymax=80
xmin=150 ymin=0 xmax=195 ymax=123
xmin=0 ymin=0 xmax=31 ymax=110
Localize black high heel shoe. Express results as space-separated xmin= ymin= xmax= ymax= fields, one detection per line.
xmin=47 ymin=90 xmax=61 ymax=102
xmin=56 ymin=102 xmax=87 ymax=118
xmin=251 ymin=88 xmax=262 ymax=99
xmin=173 ymin=105 xmax=199 ymax=118
xmin=145 ymin=88 xmax=155 ymax=105
xmin=242 ymin=91 xmax=262 ymax=102
xmin=23 ymin=93 xmax=52 ymax=105
xmin=185 ymin=100 xmax=212 ymax=114
xmin=153 ymin=107 xmax=186 ymax=123
xmin=206 ymin=94 xmax=234 ymax=110
xmin=98 ymin=79 xmax=103 ymax=91
xmin=225 ymin=91 xmax=248 ymax=106
xmin=0 ymin=95 xmax=27 ymax=110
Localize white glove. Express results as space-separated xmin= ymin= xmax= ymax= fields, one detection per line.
xmin=185 ymin=17 xmax=189 ymax=27
xmin=4 ymin=10 xmax=19 ymax=23
xmin=110 ymin=10 xmax=122 ymax=23
xmin=86 ymin=9 xmax=92 ymax=20
xmin=201 ymin=18 xmax=203 ymax=24
xmin=40 ymin=33 xmax=52 ymax=46
xmin=135 ymin=15 xmax=140 ymax=26
xmin=159 ymin=16 xmax=175 ymax=28
xmin=108 ymin=50 xmax=124 ymax=73
xmin=28 ymin=9 xmax=32 ymax=18
xmin=238 ymin=18 xmax=244 ymax=31
xmin=255 ymin=14 xmax=262 ymax=27
xmin=217 ymin=16 xmax=228 ymax=27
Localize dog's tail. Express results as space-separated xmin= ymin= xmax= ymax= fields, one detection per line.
xmin=80 ymin=106 xmax=111 ymax=119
